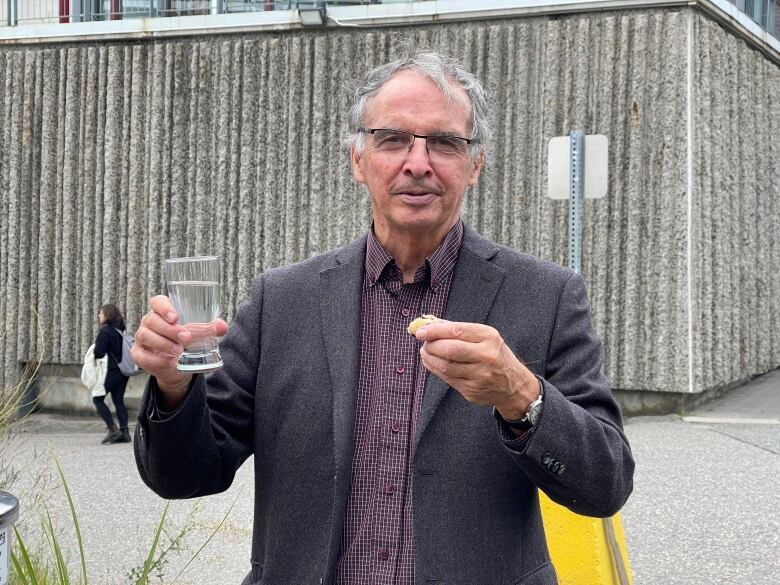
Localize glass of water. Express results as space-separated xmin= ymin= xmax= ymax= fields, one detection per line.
xmin=164 ymin=256 xmax=224 ymax=373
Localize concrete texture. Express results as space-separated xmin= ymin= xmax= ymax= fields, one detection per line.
xmin=34 ymin=365 xmax=149 ymax=415
xmin=0 ymin=7 xmax=778 ymax=405
xmin=3 ymin=369 xmax=778 ymax=584
xmin=692 ymin=14 xmax=780 ymax=393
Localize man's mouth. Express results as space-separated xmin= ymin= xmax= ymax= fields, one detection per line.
xmin=395 ymin=189 xmax=438 ymax=196
xmin=397 ymin=192 xmax=437 ymax=205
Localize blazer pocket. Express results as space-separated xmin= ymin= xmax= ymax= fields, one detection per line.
xmin=514 ymin=560 xmax=557 ymax=585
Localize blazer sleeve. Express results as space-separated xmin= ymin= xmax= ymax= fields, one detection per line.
xmin=503 ymin=271 xmax=635 ymax=517
xmin=134 ymin=275 xmax=265 ymax=499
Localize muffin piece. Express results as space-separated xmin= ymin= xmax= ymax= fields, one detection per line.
xmin=407 ymin=314 xmax=439 ymax=336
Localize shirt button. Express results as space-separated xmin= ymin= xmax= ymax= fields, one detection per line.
xmin=401 ymin=308 xmax=410 ymax=317
xmin=384 ymin=483 xmax=396 ymax=494
xmin=378 ymin=548 xmax=389 ymax=560
xmin=390 ymin=421 xmax=400 ymax=433
xmin=396 ymin=365 xmax=405 ymax=374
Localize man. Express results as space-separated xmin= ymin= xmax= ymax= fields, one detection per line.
xmin=133 ymin=49 xmax=634 ymax=585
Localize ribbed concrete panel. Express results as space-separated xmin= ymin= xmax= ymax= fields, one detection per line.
xmin=0 ymin=8 xmax=775 ymax=400
xmin=693 ymin=14 xmax=780 ymax=393
xmin=536 ymin=11 xmax=691 ymax=393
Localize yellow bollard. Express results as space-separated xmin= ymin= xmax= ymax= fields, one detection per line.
xmin=540 ymin=492 xmax=633 ymax=585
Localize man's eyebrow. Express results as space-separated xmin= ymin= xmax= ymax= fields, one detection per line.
xmin=374 ymin=126 xmax=464 ymax=139
xmin=378 ymin=128 xmax=465 ymax=138
xmin=429 ymin=130 xmax=464 ymax=138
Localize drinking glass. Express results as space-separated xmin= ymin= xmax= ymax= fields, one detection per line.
xmin=164 ymin=256 xmax=223 ymax=372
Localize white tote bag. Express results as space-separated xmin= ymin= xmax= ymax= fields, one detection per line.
xmin=81 ymin=344 xmax=108 ymax=397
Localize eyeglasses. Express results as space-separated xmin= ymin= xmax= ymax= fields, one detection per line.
xmin=358 ymin=128 xmax=475 ymax=157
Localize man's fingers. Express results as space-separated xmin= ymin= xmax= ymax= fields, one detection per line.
xmin=136 ymin=323 xmax=185 ymax=357
xmin=149 ymin=294 xmax=179 ymax=324
xmin=214 ymin=318 xmax=228 ymax=337
xmin=421 ymin=338 xmax=484 ymax=364
xmin=140 ymin=309 xmax=189 ymax=347
xmin=132 ymin=347 xmax=181 ymax=371
xmin=414 ymin=320 xmax=493 ymax=344
xmin=420 ymin=347 xmax=474 ymax=378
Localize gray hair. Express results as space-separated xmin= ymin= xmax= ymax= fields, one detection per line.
xmin=346 ymin=49 xmax=490 ymax=160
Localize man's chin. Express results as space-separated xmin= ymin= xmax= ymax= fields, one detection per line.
xmin=389 ymin=213 xmax=456 ymax=235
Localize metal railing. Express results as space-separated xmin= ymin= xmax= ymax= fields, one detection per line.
xmin=1 ymin=0 xmax=778 ymax=39
xmin=0 ymin=1 xmax=410 ymax=26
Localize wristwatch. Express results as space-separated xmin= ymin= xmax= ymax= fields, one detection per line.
xmin=494 ymin=382 xmax=544 ymax=431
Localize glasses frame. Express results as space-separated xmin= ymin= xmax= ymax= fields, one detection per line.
xmin=358 ymin=127 xmax=476 ymax=156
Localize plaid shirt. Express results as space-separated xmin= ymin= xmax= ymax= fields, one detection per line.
xmin=335 ymin=221 xmax=463 ymax=585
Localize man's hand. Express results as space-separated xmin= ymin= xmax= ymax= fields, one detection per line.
xmin=414 ymin=320 xmax=539 ymax=421
xmin=131 ymin=295 xmax=229 ymax=410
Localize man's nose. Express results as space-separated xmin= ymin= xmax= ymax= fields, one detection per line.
xmin=402 ymin=136 xmax=433 ymax=178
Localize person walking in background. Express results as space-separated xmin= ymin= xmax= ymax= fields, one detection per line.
xmin=93 ymin=303 xmax=131 ymax=444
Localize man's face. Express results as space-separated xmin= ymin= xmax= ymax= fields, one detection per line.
xmin=350 ymin=70 xmax=484 ymax=242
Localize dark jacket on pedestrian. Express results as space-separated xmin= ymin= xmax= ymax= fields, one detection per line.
xmin=94 ymin=322 xmax=128 ymax=392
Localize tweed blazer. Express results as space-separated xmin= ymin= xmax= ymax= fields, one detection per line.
xmin=135 ymin=225 xmax=634 ymax=585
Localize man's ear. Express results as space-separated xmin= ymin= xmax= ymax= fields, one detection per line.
xmin=467 ymin=151 xmax=485 ymax=187
xmin=350 ymin=144 xmax=366 ymax=184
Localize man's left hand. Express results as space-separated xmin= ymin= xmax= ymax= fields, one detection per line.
xmin=415 ymin=320 xmax=539 ymax=420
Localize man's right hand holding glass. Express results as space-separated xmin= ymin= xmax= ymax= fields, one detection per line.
xmin=131 ymin=295 xmax=229 ymax=410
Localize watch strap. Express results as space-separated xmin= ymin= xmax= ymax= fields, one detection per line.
xmin=493 ymin=406 xmax=534 ymax=430
xmin=493 ymin=381 xmax=544 ymax=430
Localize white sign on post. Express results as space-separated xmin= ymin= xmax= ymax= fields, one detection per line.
xmin=547 ymin=134 xmax=609 ymax=199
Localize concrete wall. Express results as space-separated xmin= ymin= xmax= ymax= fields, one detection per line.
xmin=0 ymin=7 xmax=778 ymax=409
xmin=693 ymin=14 xmax=780 ymax=393
xmin=33 ymin=364 xmax=148 ymax=414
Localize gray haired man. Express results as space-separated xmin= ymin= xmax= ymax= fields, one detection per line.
xmin=133 ymin=49 xmax=634 ymax=585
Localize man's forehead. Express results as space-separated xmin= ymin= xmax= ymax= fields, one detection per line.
xmin=371 ymin=69 xmax=469 ymax=103
xmin=365 ymin=69 xmax=471 ymax=123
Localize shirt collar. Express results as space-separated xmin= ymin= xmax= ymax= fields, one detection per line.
xmin=365 ymin=220 xmax=464 ymax=288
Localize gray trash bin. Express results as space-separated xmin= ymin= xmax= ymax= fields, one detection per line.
xmin=0 ymin=491 xmax=20 ymax=585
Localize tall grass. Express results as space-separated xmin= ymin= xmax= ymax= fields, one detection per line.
xmin=1 ymin=309 xmax=48 ymax=497
xmin=1 ymin=319 xmax=242 ymax=584
xmin=8 ymin=453 xmax=243 ymax=585
xmin=0 ymin=361 xmax=44 ymax=491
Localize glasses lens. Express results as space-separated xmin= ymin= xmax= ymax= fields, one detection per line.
xmin=371 ymin=130 xmax=413 ymax=151
xmin=427 ymin=135 xmax=468 ymax=156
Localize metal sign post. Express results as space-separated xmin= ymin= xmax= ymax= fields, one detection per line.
xmin=568 ymin=130 xmax=585 ymax=274
xmin=547 ymin=132 xmax=608 ymax=274
xmin=546 ymin=134 xmax=629 ymax=585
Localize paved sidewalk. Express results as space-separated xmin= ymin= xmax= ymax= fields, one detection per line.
xmin=6 ymin=371 xmax=780 ymax=584
xmin=681 ymin=368 xmax=780 ymax=424
xmin=9 ymin=416 xmax=254 ymax=585
xmin=620 ymin=369 xmax=780 ymax=584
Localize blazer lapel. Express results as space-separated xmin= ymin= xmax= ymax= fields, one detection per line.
xmin=319 ymin=236 xmax=366 ymax=481
xmin=414 ymin=227 xmax=506 ymax=451
xmin=318 ymin=235 xmax=366 ymax=572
